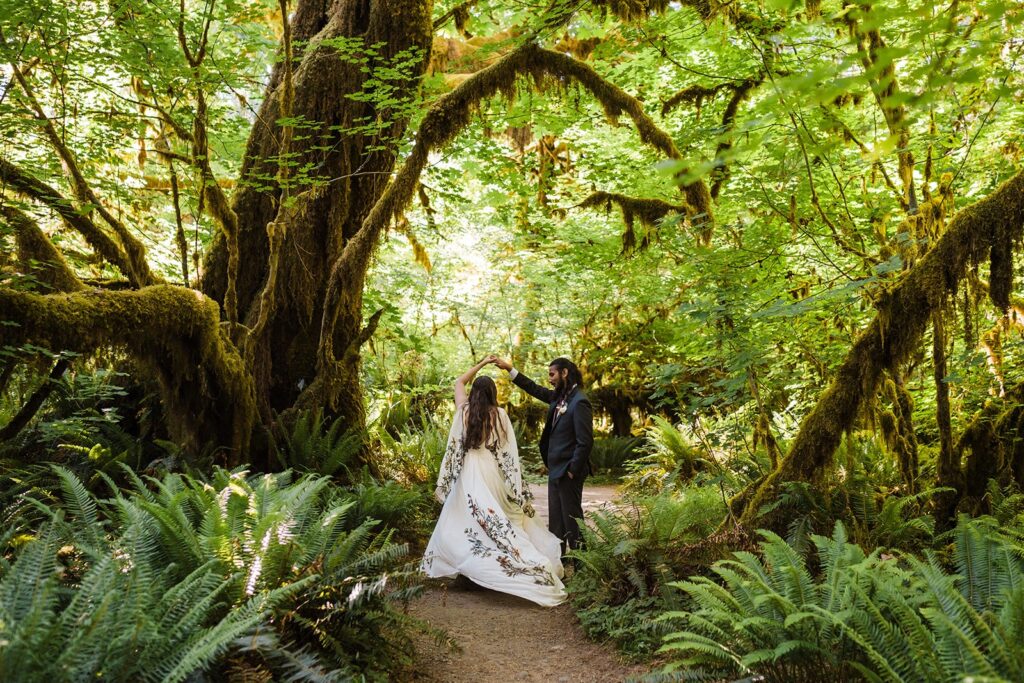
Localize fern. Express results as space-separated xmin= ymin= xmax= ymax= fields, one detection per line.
xmin=1 ymin=466 xmax=431 ymax=681
xmin=658 ymin=517 xmax=1024 ymax=683
xmin=272 ymin=409 xmax=363 ymax=479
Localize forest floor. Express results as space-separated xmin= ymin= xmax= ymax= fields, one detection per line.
xmin=408 ymin=484 xmax=651 ymax=682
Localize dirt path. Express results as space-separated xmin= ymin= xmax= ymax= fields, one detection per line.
xmin=408 ymin=483 xmax=648 ymax=682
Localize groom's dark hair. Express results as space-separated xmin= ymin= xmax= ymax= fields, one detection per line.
xmin=549 ymin=357 xmax=583 ymax=396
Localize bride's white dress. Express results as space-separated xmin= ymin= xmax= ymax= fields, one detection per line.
xmin=422 ymin=406 xmax=566 ymax=606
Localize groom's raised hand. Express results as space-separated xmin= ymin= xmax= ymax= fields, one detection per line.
xmin=488 ymin=355 xmax=513 ymax=371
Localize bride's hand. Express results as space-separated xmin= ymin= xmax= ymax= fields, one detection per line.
xmin=489 ymin=355 xmax=513 ymax=371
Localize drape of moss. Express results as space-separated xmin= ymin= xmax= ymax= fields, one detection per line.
xmin=578 ymin=191 xmax=688 ymax=252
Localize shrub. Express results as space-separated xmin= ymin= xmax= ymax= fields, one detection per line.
xmin=658 ymin=517 xmax=1024 ymax=683
xmin=0 ymin=465 xmax=432 ymax=681
xmin=590 ymin=436 xmax=643 ymax=474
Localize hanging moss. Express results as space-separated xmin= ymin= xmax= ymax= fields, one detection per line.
xmin=739 ymin=170 xmax=1024 ymax=524
xmin=4 ymin=205 xmax=84 ymax=293
xmin=662 ymin=76 xmax=763 ymax=227
xmin=589 ymin=0 xmax=750 ymax=23
xmin=578 ymin=191 xmax=688 ymax=252
xmin=530 ymin=48 xmax=715 ymax=237
xmin=433 ymin=0 xmax=479 ymax=33
xmin=883 ymin=376 xmax=919 ymax=494
xmin=0 ymin=286 xmax=257 ymax=462
xmin=710 ymin=78 xmax=761 ymax=199
xmin=0 ymin=157 xmax=138 ymax=285
xmin=661 ymin=83 xmax=728 ymax=118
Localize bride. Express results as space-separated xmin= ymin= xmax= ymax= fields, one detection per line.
xmin=421 ymin=358 xmax=566 ymax=606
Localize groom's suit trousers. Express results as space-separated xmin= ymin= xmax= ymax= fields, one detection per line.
xmin=548 ymin=472 xmax=585 ymax=556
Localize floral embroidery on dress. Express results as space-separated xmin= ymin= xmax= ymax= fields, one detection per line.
xmin=487 ymin=441 xmax=530 ymax=513
xmin=435 ymin=433 xmax=466 ymax=502
xmin=437 ymin=407 xmax=535 ymax=517
xmin=465 ymin=494 xmax=555 ymax=585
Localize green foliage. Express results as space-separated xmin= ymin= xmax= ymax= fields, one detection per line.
xmin=590 ymin=435 xmax=643 ymax=474
xmin=271 ymin=409 xmax=364 ymax=478
xmin=570 ymin=487 xmax=727 ymax=655
xmin=659 ymin=517 xmax=1024 ymax=683
xmin=0 ymin=466 xmax=431 ymax=681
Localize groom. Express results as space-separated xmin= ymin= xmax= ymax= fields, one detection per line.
xmin=489 ymin=355 xmax=593 ymax=561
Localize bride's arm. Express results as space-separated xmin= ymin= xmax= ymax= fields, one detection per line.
xmin=454 ymin=357 xmax=491 ymax=407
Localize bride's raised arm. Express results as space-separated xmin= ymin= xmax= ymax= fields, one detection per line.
xmin=454 ymin=357 xmax=492 ymax=407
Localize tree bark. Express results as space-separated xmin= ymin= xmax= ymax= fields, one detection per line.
xmin=201 ymin=0 xmax=434 ymax=432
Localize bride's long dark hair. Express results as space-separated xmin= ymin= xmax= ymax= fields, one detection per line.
xmin=464 ymin=376 xmax=507 ymax=449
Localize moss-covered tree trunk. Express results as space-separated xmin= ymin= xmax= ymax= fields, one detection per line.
xmin=932 ymin=309 xmax=963 ymax=522
xmin=201 ymin=0 xmax=433 ymax=431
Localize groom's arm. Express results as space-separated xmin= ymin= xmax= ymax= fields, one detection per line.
xmin=568 ymin=397 xmax=594 ymax=478
xmin=490 ymin=356 xmax=556 ymax=404
xmin=510 ymin=369 xmax=556 ymax=405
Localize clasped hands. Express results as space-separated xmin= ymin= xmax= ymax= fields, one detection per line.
xmin=481 ymin=354 xmax=512 ymax=371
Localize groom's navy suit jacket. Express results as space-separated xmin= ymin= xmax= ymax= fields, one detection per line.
xmin=512 ymin=373 xmax=594 ymax=481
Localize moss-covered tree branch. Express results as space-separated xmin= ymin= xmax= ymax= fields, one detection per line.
xmin=532 ymin=47 xmax=714 ymax=236
xmin=0 ymin=157 xmax=139 ymax=285
xmin=0 ymin=356 xmax=71 ymax=443
xmin=3 ymin=205 xmax=85 ymax=293
xmin=319 ymin=39 xmax=716 ymax=375
xmin=5 ymin=56 xmax=156 ymax=287
xmin=739 ymin=170 xmax=1024 ymax=523
xmin=0 ymin=286 xmax=257 ymax=460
